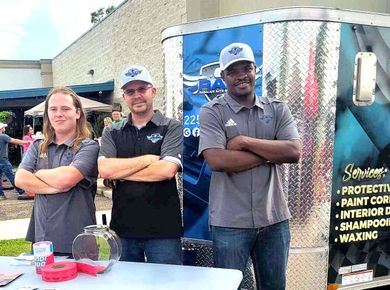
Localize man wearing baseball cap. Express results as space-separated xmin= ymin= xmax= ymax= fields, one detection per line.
xmin=98 ymin=65 xmax=183 ymax=264
xmin=0 ymin=122 xmax=32 ymax=200
xmin=198 ymin=43 xmax=301 ymax=289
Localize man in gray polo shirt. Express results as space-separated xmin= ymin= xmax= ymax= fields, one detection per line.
xmin=198 ymin=43 xmax=301 ymax=290
xmin=15 ymin=87 xmax=99 ymax=255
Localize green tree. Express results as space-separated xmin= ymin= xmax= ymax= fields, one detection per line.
xmin=91 ymin=5 xmax=115 ymax=24
xmin=0 ymin=111 xmax=12 ymax=123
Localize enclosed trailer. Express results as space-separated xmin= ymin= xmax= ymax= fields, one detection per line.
xmin=162 ymin=7 xmax=390 ymax=289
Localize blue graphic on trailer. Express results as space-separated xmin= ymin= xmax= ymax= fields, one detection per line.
xmin=328 ymin=23 xmax=390 ymax=284
xmin=182 ymin=24 xmax=263 ymax=240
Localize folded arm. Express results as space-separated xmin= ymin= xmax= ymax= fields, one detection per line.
xmin=227 ymin=136 xmax=301 ymax=164
xmin=34 ymin=165 xmax=84 ymax=192
xmin=203 ymin=148 xmax=266 ymax=173
xmin=15 ymin=169 xmax=63 ymax=194
xmin=123 ymin=160 xmax=180 ymax=182
xmin=98 ymin=155 xmax=160 ymax=180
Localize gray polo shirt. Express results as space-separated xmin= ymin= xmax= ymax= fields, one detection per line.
xmin=0 ymin=134 xmax=11 ymax=160
xmin=198 ymin=93 xmax=300 ymax=228
xmin=19 ymin=137 xmax=99 ymax=253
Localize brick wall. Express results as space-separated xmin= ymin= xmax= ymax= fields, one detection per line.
xmin=52 ymin=0 xmax=187 ymax=112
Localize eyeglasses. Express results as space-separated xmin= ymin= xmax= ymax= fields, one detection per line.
xmin=123 ymin=85 xmax=152 ymax=97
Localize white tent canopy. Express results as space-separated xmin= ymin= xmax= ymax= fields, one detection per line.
xmin=24 ymin=96 xmax=112 ymax=117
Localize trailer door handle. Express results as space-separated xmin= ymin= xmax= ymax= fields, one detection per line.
xmin=353 ymin=52 xmax=377 ymax=106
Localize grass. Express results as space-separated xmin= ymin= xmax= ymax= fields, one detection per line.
xmin=0 ymin=239 xmax=31 ymax=256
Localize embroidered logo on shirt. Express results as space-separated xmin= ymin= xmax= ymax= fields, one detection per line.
xmin=147 ymin=133 xmax=163 ymax=143
xmin=225 ymin=118 xmax=237 ymax=127
xmin=260 ymin=115 xmax=273 ymax=124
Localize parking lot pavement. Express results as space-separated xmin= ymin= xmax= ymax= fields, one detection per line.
xmin=0 ymin=180 xmax=112 ymax=240
xmin=0 ymin=210 xmax=112 ymax=240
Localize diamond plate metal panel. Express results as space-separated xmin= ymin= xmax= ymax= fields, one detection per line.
xmin=263 ymin=21 xmax=340 ymax=289
xmin=162 ymin=36 xmax=184 ymax=210
xmin=287 ymin=249 xmax=329 ymax=290
xmin=182 ymin=238 xmax=256 ymax=290
xmin=163 ymin=36 xmax=183 ymax=121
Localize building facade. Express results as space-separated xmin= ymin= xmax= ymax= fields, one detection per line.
xmin=53 ymin=0 xmax=187 ymax=111
xmin=0 ymin=59 xmax=52 ymax=90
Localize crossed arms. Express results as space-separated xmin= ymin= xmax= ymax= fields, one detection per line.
xmin=15 ymin=141 xmax=98 ymax=195
xmin=200 ymin=105 xmax=301 ymax=174
xmin=98 ymin=117 xmax=182 ymax=182
xmin=203 ymin=136 xmax=301 ymax=173
xmin=15 ymin=166 xmax=84 ymax=194
xmin=98 ymin=155 xmax=179 ymax=182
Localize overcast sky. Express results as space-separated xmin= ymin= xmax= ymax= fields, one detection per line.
xmin=0 ymin=0 xmax=124 ymax=60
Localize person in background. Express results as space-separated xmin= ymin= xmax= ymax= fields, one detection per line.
xmin=111 ymin=106 xmax=124 ymax=125
xmin=22 ymin=125 xmax=35 ymax=154
xmin=15 ymin=86 xmax=99 ymax=256
xmin=97 ymin=117 xmax=113 ymax=146
xmin=98 ymin=65 xmax=183 ymax=264
xmin=103 ymin=117 xmax=112 ymax=128
xmin=0 ymin=122 xmax=32 ymax=200
xmin=86 ymin=121 xmax=97 ymax=141
xmin=198 ymin=43 xmax=301 ymax=290
xmin=34 ymin=131 xmax=44 ymax=140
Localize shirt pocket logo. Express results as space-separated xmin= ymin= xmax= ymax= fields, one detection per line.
xmin=147 ymin=133 xmax=163 ymax=143
xmin=260 ymin=115 xmax=273 ymax=124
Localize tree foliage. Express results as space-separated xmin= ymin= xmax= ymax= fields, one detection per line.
xmin=91 ymin=5 xmax=115 ymax=24
xmin=0 ymin=111 xmax=12 ymax=123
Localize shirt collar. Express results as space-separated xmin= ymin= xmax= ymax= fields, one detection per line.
xmin=49 ymin=134 xmax=76 ymax=147
xmin=124 ymin=110 xmax=163 ymax=128
xmin=225 ymin=93 xmax=264 ymax=113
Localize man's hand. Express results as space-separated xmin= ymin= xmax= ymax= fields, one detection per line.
xmin=227 ymin=135 xmax=247 ymax=151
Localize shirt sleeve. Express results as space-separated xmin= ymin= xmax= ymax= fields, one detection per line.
xmin=98 ymin=127 xmax=117 ymax=159
xmin=18 ymin=141 xmax=39 ymax=172
xmin=160 ymin=119 xmax=183 ymax=169
xmin=275 ymin=102 xmax=300 ymax=141
xmin=198 ymin=106 xmax=226 ymax=157
xmin=22 ymin=136 xmax=29 ymax=152
xmin=71 ymin=140 xmax=99 ymax=188
xmin=0 ymin=134 xmax=11 ymax=143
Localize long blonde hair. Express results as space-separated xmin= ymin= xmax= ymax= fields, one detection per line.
xmin=39 ymin=86 xmax=90 ymax=157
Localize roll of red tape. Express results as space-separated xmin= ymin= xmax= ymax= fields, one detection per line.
xmin=41 ymin=261 xmax=78 ymax=282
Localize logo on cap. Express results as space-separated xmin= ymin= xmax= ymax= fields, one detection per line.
xmin=228 ymin=46 xmax=243 ymax=56
xmin=125 ymin=68 xmax=142 ymax=78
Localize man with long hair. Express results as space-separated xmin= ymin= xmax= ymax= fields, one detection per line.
xmin=15 ymin=86 xmax=99 ymax=256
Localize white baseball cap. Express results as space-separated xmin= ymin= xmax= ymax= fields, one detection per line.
xmin=0 ymin=123 xmax=7 ymax=129
xmin=35 ymin=131 xmax=44 ymax=139
xmin=219 ymin=42 xmax=255 ymax=71
xmin=120 ymin=65 xmax=154 ymax=88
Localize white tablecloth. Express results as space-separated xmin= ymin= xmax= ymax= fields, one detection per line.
xmin=0 ymin=256 xmax=242 ymax=290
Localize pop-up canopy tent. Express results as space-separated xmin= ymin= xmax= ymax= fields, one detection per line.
xmin=24 ymin=96 xmax=112 ymax=117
